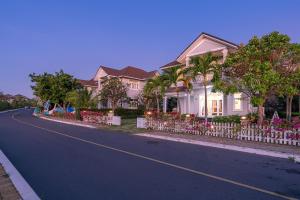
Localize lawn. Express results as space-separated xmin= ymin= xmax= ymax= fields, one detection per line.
xmin=99 ymin=118 xmax=147 ymax=133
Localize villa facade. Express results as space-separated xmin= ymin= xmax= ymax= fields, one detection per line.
xmin=80 ymin=65 xmax=158 ymax=109
xmin=161 ymin=33 xmax=253 ymax=117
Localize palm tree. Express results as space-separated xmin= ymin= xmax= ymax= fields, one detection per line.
xmin=144 ymin=75 xmax=166 ymax=113
xmin=179 ymin=70 xmax=193 ymax=113
xmin=187 ymin=53 xmax=219 ymax=122
xmin=162 ymin=66 xmax=184 ymax=113
xmin=66 ymin=88 xmax=96 ymax=109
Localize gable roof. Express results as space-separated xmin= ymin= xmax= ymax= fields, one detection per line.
xmin=78 ymin=79 xmax=98 ymax=87
xmin=177 ymin=32 xmax=239 ymax=60
xmin=160 ymin=60 xmax=183 ymax=69
xmin=161 ymin=32 xmax=239 ymax=69
xmin=98 ymin=65 xmax=157 ymax=80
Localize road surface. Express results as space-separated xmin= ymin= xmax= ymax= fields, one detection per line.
xmin=0 ymin=110 xmax=299 ymax=200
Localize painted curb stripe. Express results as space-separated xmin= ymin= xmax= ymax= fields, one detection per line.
xmin=38 ymin=116 xmax=96 ymax=129
xmin=0 ymin=150 xmax=40 ymax=200
xmin=11 ymin=114 xmax=297 ymax=200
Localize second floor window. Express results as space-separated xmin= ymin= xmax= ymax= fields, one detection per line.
xmin=129 ymin=81 xmax=139 ymax=89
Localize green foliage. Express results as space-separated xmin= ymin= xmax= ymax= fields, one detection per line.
xmin=144 ymin=75 xmax=166 ymax=112
xmin=161 ymin=66 xmax=184 ymax=113
xmin=81 ymin=108 xmax=144 ymax=119
xmin=212 ymin=115 xmax=241 ymax=123
xmin=66 ymin=89 xmax=96 ymax=109
xmin=187 ymin=53 xmax=219 ymax=120
xmin=214 ymin=31 xmax=300 ymax=124
xmin=29 ymin=70 xmax=81 ymax=106
xmin=114 ymin=108 xmax=144 ymax=119
xmin=98 ymin=77 xmax=128 ymax=111
xmin=0 ymin=101 xmax=11 ymax=111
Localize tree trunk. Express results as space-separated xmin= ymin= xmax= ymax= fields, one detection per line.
xmin=156 ymin=94 xmax=160 ymax=113
xmin=257 ymin=105 xmax=264 ymax=126
xmin=177 ymin=91 xmax=181 ymax=114
xmin=286 ymin=96 xmax=293 ymax=122
xmin=204 ymin=82 xmax=208 ymax=123
xmin=299 ymin=95 xmax=300 ymax=115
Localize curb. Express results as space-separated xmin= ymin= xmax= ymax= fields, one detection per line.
xmin=0 ymin=108 xmax=24 ymax=114
xmin=0 ymin=150 xmax=40 ymax=200
xmin=38 ymin=115 xmax=97 ymax=129
xmin=135 ymin=133 xmax=300 ymax=162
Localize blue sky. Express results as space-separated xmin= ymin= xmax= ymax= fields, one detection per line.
xmin=1 ymin=0 xmax=300 ymax=98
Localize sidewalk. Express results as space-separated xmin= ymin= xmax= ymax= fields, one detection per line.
xmin=135 ymin=132 xmax=300 ymax=162
xmin=0 ymin=150 xmax=39 ymax=200
xmin=0 ymin=164 xmax=21 ymax=200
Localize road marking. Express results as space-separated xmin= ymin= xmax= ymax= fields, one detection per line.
xmin=11 ymin=114 xmax=298 ymax=200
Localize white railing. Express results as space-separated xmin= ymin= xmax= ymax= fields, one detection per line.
xmin=143 ymin=118 xmax=300 ymax=146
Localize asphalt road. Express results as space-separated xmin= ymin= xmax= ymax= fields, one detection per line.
xmin=0 ymin=110 xmax=300 ymax=200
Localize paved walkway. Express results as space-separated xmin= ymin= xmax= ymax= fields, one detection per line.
xmin=0 ymin=165 xmax=20 ymax=200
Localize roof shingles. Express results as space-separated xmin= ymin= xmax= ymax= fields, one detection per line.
xmin=101 ymin=65 xmax=157 ymax=80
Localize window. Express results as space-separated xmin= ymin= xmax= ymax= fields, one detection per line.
xmin=212 ymin=100 xmax=218 ymax=115
xmin=219 ymin=100 xmax=222 ymax=114
xmin=234 ymin=93 xmax=242 ymax=110
xmin=129 ymin=81 xmax=139 ymax=90
xmin=130 ymin=100 xmax=138 ymax=108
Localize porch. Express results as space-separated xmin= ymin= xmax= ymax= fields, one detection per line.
xmin=163 ymin=86 xmax=224 ymax=117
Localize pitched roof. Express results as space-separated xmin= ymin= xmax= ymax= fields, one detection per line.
xmin=100 ymin=65 xmax=157 ymax=80
xmin=165 ymin=86 xmax=187 ymax=93
xmin=160 ymin=60 xmax=183 ymax=69
xmin=78 ymin=79 xmax=98 ymax=87
xmin=177 ymin=32 xmax=239 ymax=60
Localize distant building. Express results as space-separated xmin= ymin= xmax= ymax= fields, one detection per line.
xmin=79 ymin=65 xmax=158 ymax=109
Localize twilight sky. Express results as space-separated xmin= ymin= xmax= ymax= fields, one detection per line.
xmin=1 ymin=0 xmax=300 ymax=98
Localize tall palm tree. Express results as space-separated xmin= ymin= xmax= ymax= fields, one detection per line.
xmin=187 ymin=52 xmax=219 ymax=122
xmin=179 ymin=70 xmax=193 ymax=113
xmin=162 ymin=66 xmax=184 ymax=113
xmin=144 ymin=75 xmax=166 ymax=113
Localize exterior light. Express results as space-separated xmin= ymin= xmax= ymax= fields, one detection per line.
xmin=109 ymin=110 xmax=113 ymax=113
xmin=147 ymin=111 xmax=152 ymax=115
xmin=186 ymin=114 xmax=190 ymax=117
xmin=241 ymin=116 xmax=247 ymax=120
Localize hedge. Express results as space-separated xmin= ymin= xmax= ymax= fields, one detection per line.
xmin=212 ymin=115 xmax=241 ymax=123
xmin=80 ymin=108 xmax=144 ymax=119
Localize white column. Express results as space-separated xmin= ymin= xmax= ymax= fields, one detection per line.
xmin=222 ymin=48 xmax=228 ymax=63
xmin=186 ymin=56 xmax=190 ymax=67
xmin=187 ymin=93 xmax=190 ymax=114
xmin=163 ymin=96 xmax=167 ymax=113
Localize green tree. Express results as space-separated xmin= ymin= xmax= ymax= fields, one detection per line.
xmin=214 ymin=32 xmax=295 ymax=125
xmin=144 ymin=75 xmax=166 ymax=113
xmin=29 ymin=70 xmax=81 ymax=108
xmin=98 ymin=77 xmax=128 ymax=111
xmin=186 ymin=53 xmax=219 ymax=122
xmin=162 ymin=66 xmax=184 ymax=113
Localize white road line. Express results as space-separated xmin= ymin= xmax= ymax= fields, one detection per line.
xmin=11 ymin=114 xmax=298 ymax=200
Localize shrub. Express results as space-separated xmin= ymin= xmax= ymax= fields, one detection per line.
xmin=0 ymin=101 xmax=11 ymax=111
xmin=79 ymin=108 xmax=144 ymax=119
xmin=212 ymin=115 xmax=241 ymax=123
xmin=114 ymin=108 xmax=144 ymax=119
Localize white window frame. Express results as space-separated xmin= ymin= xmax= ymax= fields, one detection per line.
xmin=233 ymin=93 xmax=242 ymax=111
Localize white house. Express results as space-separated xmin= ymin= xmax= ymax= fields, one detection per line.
xmin=161 ymin=32 xmax=253 ymax=117
xmin=80 ymin=65 xmax=158 ymax=109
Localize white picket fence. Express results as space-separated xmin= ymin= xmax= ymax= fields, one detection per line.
xmin=142 ymin=118 xmax=300 ymax=146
